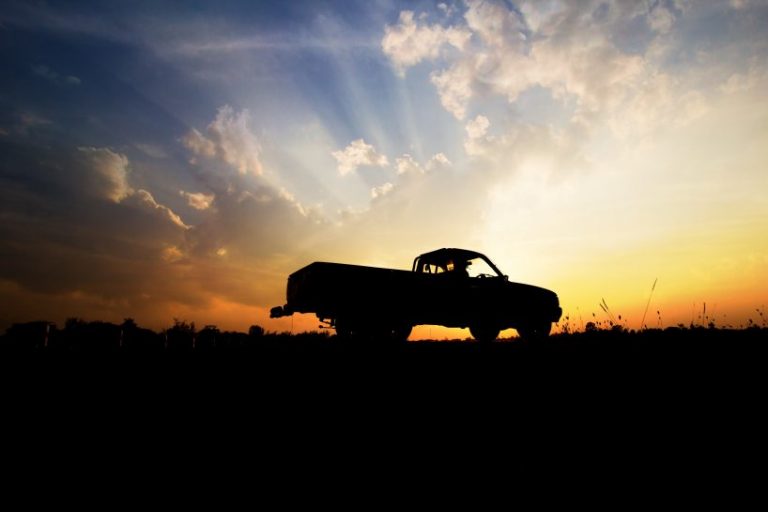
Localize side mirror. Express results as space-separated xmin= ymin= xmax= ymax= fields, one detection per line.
xmin=504 ymin=275 xmax=509 ymax=281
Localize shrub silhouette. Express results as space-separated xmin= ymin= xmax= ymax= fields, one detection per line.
xmin=2 ymin=316 xmax=766 ymax=355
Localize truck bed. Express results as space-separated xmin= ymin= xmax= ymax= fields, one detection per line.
xmin=286 ymin=262 xmax=423 ymax=321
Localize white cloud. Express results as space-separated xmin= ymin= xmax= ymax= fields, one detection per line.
xmin=128 ymin=189 xmax=190 ymax=230
xmin=182 ymin=105 xmax=262 ymax=175
xmin=180 ymin=190 xmax=215 ymax=210
xmin=381 ymin=10 xmax=471 ymax=75
xmin=394 ymin=152 xmax=452 ymax=176
xmin=426 ymin=152 xmax=452 ymax=170
xmin=607 ymin=73 xmax=709 ymax=140
xmin=387 ymin=1 xmax=654 ymax=125
xmin=77 ymin=147 xmax=132 ymax=203
xmin=183 ymin=128 xmax=216 ymax=159
xmin=395 ymin=154 xmax=423 ymax=175
xmin=371 ymin=182 xmax=394 ymax=199
xmin=465 ymin=114 xmax=490 ymax=139
xmin=430 ymin=61 xmax=475 ymax=119
xmin=464 ymin=0 xmax=527 ymax=49
xmin=331 ymin=139 xmax=389 ymax=175
xmin=464 ymin=115 xmax=491 ymax=155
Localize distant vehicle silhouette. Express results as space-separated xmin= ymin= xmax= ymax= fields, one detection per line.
xmin=271 ymin=248 xmax=562 ymax=342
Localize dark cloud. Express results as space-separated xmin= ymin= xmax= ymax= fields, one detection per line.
xmin=0 ymin=142 xmax=189 ymax=308
xmin=32 ymin=64 xmax=81 ymax=86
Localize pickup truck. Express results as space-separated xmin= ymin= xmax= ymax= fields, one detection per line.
xmin=270 ymin=248 xmax=562 ymax=342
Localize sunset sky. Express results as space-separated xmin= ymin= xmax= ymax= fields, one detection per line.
xmin=1 ymin=0 xmax=767 ymax=338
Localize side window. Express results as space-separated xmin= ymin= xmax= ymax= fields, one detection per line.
xmin=420 ymin=263 xmax=444 ymax=274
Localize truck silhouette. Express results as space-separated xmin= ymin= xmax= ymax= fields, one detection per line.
xmin=270 ymin=248 xmax=562 ymax=342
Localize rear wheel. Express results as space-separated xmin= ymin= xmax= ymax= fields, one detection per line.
xmin=470 ymin=324 xmax=500 ymax=343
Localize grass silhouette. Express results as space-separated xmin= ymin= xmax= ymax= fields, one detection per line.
xmin=2 ymin=315 xmax=766 ymax=356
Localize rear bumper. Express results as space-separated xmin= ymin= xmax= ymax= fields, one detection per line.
xmin=270 ymin=305 xmax=293 ymax=318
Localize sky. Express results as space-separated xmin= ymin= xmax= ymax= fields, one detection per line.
xmin=1 ymin=0 xmax=767 ymax=338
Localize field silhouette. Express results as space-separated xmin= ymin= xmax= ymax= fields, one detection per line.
xmin=3 ymin=317 xmax=766 ymax=359
xmin=4 ymin=316 xmax=765 ymax=481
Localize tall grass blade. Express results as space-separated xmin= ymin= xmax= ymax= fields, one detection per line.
xmin=641 ymin=277 xmax=658 ymax=330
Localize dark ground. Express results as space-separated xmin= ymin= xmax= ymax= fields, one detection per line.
xmin=3 ymin=323 xmax=766 ymax=486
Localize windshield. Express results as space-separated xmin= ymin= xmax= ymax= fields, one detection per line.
xmin=465 ymin=256 xmax=500 ymax=278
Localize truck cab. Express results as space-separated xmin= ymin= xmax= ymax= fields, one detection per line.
xmin=413 ymin=248 xmax=506 ymax=280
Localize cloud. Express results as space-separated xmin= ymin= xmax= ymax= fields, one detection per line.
xmin=161 ymin=245 xmax=185 ymax=263
xmin=180 ymin=190 xmax=215 ymax=210
xmin=182 ymin=105 xmax=263 ymax=175
xmin=381 ymin=10 xmax=470 ymax=75
xmin=647 ymin=4 xmax=676 ymax=34
xmin=383 ymin=0 xmax=750 ymax=149
xmin=331 ymin=139 xmax=389 ymax=175
xmin=426 ymin=152 xmax=451 ymax=170
xmin=369 ymin=152 xmax=451 ymax=202
xmin=465 ymin=114 xmax=489 ymax=139
xmin=135 ymin=143 xmax=168 ymax=159
xmin=463 ymin=0 xmax=527 ymax=49
xmin=393 ymin=152 xmax=450 ymax=176
xmin=0 ymin=132 xmax=333 ymax=330
xmin=77 ymin=147 xmax=132 ymax=202
xmin=185 ymin=184 xmax=325 ymax=262
xmin=17 ymin=113 xmax=53 ymax=135
xmin=720 ymin=65 xmax=768 ymax=94
xmin=77 ymin=147 xmax=189 ymax=228
xmin=430 ymin=61 xmax=475 ymax=119
xmin=395 ymin=154 xmax=423 ymax=175
xmin=464 ymin=115 xmax=491 ymax=156
xmin=385 ymin=1 xmax=663 ymax=128
xmin=32 ymin=64 xmax=81 ymax=86
xmin=125 ymin=189 xmax=190 ymax=230
xmin=437 ymin=3 xmax=455 ymax=17
xmin=0 ymin=143 xmax=196 ymax=322
xmin=371 ymin=182 xmax=394 ymax=199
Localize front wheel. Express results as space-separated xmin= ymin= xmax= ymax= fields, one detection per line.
xmin=517 ymin=322 xmax=552 ymax=341
xmin=470 ymin=325 xmax=500 ymax=343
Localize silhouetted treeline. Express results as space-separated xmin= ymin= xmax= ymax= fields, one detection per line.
xmin=1 ymin=317 xmax=766 ymax=355
xmin=0 ymin=317 xmax=333 ymax=354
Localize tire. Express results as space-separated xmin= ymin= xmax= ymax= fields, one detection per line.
xmin=470 ymin=324 xmax=500 ymax=343
xmin=517 ymin=322 xmax=551 ymax=341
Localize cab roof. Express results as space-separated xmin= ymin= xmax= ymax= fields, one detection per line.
xmin=414 ymin=248 xmax=486 ymax=266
